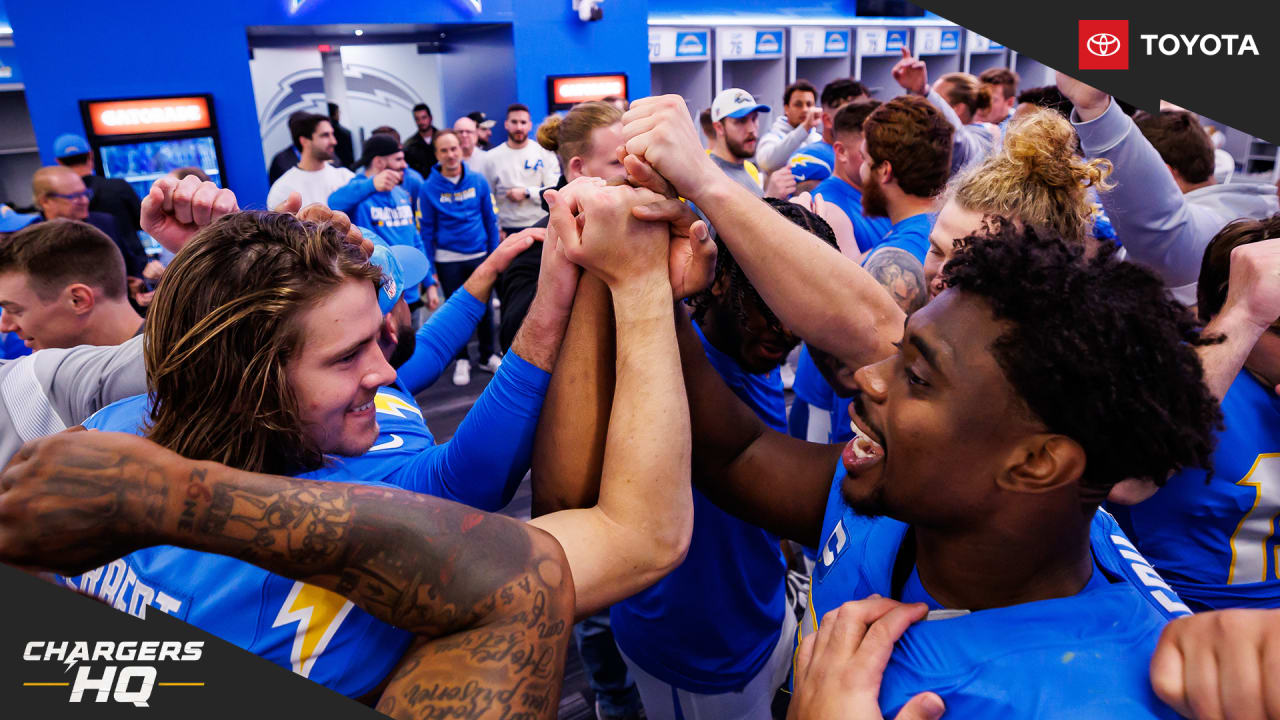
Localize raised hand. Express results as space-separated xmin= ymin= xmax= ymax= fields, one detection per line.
xmin=891 ymin=47 xmax=929 ymax=95
xmin=1055 ymin=72 xmax=1111 ymax=121
xmin=630 ymin=198 xmax=715 ymax=299
xmin=372 ymin=169 xmax=403 ymax=192
xmin=141 ymin=175 xmax=238 ymax=253
xmin=0 ymin=428 xmax=190 ymax=575
xmin=292 ymin=203 xmax=372 ymax=256
xmin=766 ymin=167 xmax=797 ymax=199
xmin=789 ymin=597 xmax=944 ymax=720
xmin=1223 ymin=237 xmax=1280 ymax=337
xmin=622 ymin=95 xmax=721 ymax=202
xmin=559 ymin=184 xmax=670 ymax=291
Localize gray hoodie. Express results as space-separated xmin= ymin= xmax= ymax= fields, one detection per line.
xmin=755 ymin=114 xmax=823 ymax=174
xmin=1073 ymin=100 xmax=1278 ymax=289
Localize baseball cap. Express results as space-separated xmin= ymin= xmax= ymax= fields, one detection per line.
xmin=356 ymin=134 xmax=402 ymax=170
xmin=368 ymin=238 xmax=430 ymax=314
xmin=0 ymin=205 xmax=38 ymax=233
xmin=54 ymin=133 xmax=91 ymax=159
xmin=467 ymin=111 xmax=497 ymax=129
xmin=711 ymin=89 xmax=771 ymax=123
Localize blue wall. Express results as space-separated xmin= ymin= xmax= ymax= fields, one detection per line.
xmin=8 ymin=0 xmax=650 ymax=207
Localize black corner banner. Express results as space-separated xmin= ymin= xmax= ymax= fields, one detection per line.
xmin=915 ymin=0 xmax=1280 ymax=144
xmin=0 ymin=564 xmax=384 ymax=718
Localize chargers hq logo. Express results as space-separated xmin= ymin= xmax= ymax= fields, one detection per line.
xmin=22 ymin=640 xmax=205 ymax=706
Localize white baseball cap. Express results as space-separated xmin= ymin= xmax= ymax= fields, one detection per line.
xmin=711 ymin=88 xmax=771 ymax=123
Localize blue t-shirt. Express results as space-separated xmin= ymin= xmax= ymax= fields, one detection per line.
xmin=806 ymin=463 xmax=1190 ymax=718
xmin=811 ymin=175 xmax=894 ymax=254
xmin=610 ymin=320 xmax=788 ymax=692
xmin=789 ymin=141 xmax=835 ymax=184
xmin=1111 ymin=371 xmax=1280 ymax=610
xmin=869 ymin=212 xmax=933 ymax=263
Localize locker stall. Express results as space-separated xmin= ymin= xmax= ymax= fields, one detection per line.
xmin=789 ymin=27 xmax=852 ymax=93
xmin=914 ymin=25 xmax=963 ymax=77
xmin=649 ymin=26 xmax=714 ymax=124
xmin=715 ymin=26 xmax=786 ymax=127
xmin=854 ymin=25 xmax=911 ymax=99
xmin=964 ymin=30 xmax=1009 ymax=76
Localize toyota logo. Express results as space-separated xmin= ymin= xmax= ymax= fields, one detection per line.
xmin=1087 ymin=33 xmax=1122 ymax=57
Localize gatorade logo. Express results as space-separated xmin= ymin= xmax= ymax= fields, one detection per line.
xmin=677 ymin=32 xmax=706 ymax=56
xmin=756 ymin=32 xmax=781 ymax=54
xmin=825 ymin=32 xmax=847 ymax=52
xmin=1079 ymin=20 xmax=1129 ymax=70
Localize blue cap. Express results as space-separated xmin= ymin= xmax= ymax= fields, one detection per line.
xmin=54 ymin=133 xmax=91 ymax=159
xmin=369 ymin=242 xmax=430 ymax=314
xmin=0 ymin=205 xmax=39 ymax=233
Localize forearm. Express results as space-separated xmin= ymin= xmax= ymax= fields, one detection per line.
xmin=528 ymin=278 xmax=690 ymax=616
xmin=397 ymin=289 xmax=486 ymax=395
xmin=327 ymin=176 xmax=375 ymax=215
xmin=508 ymin=293 xmax=572 ymax=373
xmin=756 ymin=125 xmax=809 ymax=173
xmin=694 ymin=176 xmax=903 ymax=368
xmin=462 ymin=261 xmax=499 ymax=302
xmin=531 ymin=274 xmax=615 ymax=516
xmin=422 ymin=353 xmax=551 ymax=510
xmin=1198 ymin=304 xmax=1269 ymax=400
xmin=152 ymin=462 xmax=559 ymax=638
xmin=1074 ymin=100 xmax=1208 ymax=287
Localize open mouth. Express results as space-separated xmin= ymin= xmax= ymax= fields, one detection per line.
xmin=348 ymin=397 xmax=375 ymax=414
xmin=843 ymin=403 xmax=886 ymax=472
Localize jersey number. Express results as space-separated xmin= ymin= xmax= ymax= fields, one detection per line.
xmin=1228 ymin=454 xmax=1280 ymax=584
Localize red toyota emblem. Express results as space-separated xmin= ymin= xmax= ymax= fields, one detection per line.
xmin=1079 ymin=20 xmax=1129 ymax=70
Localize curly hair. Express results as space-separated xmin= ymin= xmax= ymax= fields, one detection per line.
xmin=863 ymin=96 xmax=953 ymax=198
xmin=948 ymin=107 xmax=1113 ymax=246
xmin=144 ymin=211 xmax=382 ymax=475
xmin=940 ymin=224 xmax=1222 ymax=492
xmin=687 ymin=198 xmax=838 ymax=333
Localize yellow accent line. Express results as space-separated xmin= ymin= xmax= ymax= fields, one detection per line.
xmin=1227 ymin=453 xmax=1280 ymax=584
xmin=157 ymin=683 xmax=205 ymax=686
xmin=23 ymin=682 xmax=71 ymax=686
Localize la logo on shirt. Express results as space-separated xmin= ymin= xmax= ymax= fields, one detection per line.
xmin=524 ymin=158 xmax=544 ymax=171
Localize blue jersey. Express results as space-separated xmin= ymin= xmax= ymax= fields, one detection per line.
xmin=811 ymin=175 xmax=894 ymax=254
xmin=806 ymin=464 xmax=1190 ymax=718
xmin=611 ymin=320 xmax=787 ymax=692
xmin=789 ymin=141 xmax=834 ymax=184
xmin=65 ymin=393 xmax=413 ymax=698
xmin=869 ymin=212 xmax=933 ymax=263
xmin=789 ymin=346 xmax=853 ymax=446
xmin=1111 ymin=371 xmax=1280 ymax=610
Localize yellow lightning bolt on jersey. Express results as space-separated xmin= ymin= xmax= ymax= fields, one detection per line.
xmin=374 ymin=389 xmax=423 ymax=419
xmin=271 ymin=582 xmax=354 ymax=678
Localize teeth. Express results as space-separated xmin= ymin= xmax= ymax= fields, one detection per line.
xmin=848 ymin=422 xmax=883 ymax=457
xmin=351 ymin=400 xmax=374 ymax=413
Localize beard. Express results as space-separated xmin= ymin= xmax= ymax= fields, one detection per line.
xmin=389 ymin=321 xmax=417 ymax=369
xmin=508 ymin=130 xmax=528 ymax=143
xmin=726 ymin=135 xmax=757 ymax=160
xmin=862 ymin=170 xmax=890 ymax=219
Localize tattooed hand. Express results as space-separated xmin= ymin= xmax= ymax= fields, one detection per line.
xmin=0 ymin=428 xmax=188 ymax=575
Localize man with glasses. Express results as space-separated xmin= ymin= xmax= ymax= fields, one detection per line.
xmin=32 ymin=166 xmax=148 ymax=282
xmin=452 ymin=115 xmax=490 ymax=177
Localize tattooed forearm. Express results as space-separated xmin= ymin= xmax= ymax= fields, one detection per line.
xmin=0 ymin=430 xmax=574 ymax=720
xmin=864 ymin=246 xmax=927 ymax=314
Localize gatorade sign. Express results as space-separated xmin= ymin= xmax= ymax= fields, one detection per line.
xmin=86 ymin=96 xmax=211 ymax=136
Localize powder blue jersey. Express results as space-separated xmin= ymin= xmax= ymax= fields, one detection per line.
xmin=811 ymin=175 xmax=894 ymax=254
xmin=61 ymin=355 xmax=549 ymax=697
xmin=804 ymin=464 xmax=1191 ymax=718
xmin=1111 ymin=371 xmax=1280 ymax=610
xmin=611 ymin=320 xmax=788 ymax=692
xmin=65 ymin=392 xmax=415 ymax=698
xmin=789 ymin=346 xmax=854 ymax=446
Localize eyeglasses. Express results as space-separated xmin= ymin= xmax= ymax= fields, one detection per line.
xmin=48 ymin=189 xmax=93 ymax=202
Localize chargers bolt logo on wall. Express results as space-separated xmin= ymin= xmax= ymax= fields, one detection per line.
xmin=1079 ymin=20 xmax=1129 ymax=70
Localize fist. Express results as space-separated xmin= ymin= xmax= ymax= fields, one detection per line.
xmin=1055 ymin=72 xmax=1110 ymax=121
xmin=803 ymin=106 xmax=823 ymax=130
xmin=373 ymin=169 xmax=402 ymax=192
xmin=1226 ymin=236 xmax=1280 ymax=331
xmin=141 ymin=175 xmax=239 ymax=254
xmin=766 ymin=168 xmax=797 ymax=199
xmin=506 ymin=187 xmax=529 ymax=202
xmin=0 ymin=429 xmax=185 ymax=575
xmin=559 ymin=184 xmax=669 ymax=289
xmin=622 ymin=95 xmax=720 ymax=202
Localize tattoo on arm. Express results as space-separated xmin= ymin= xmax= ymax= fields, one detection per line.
xmin=864 ymin=247 xmax=927 ymax=314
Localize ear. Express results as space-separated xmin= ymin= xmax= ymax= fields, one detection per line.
xmin=877 ymin=159 xmax=894 ymax=186
xmin=65 ymin=284 xmax=96 ymax=315
xmin=714 ymin=120 xmax=726 ymax=139
xmin=996 ymin=434 xmax=1086 ymax=495
xmin=379 ymin=312 xmax=399 ymax=346
xmin=568 ymin=156 xmax=586 ymax=177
